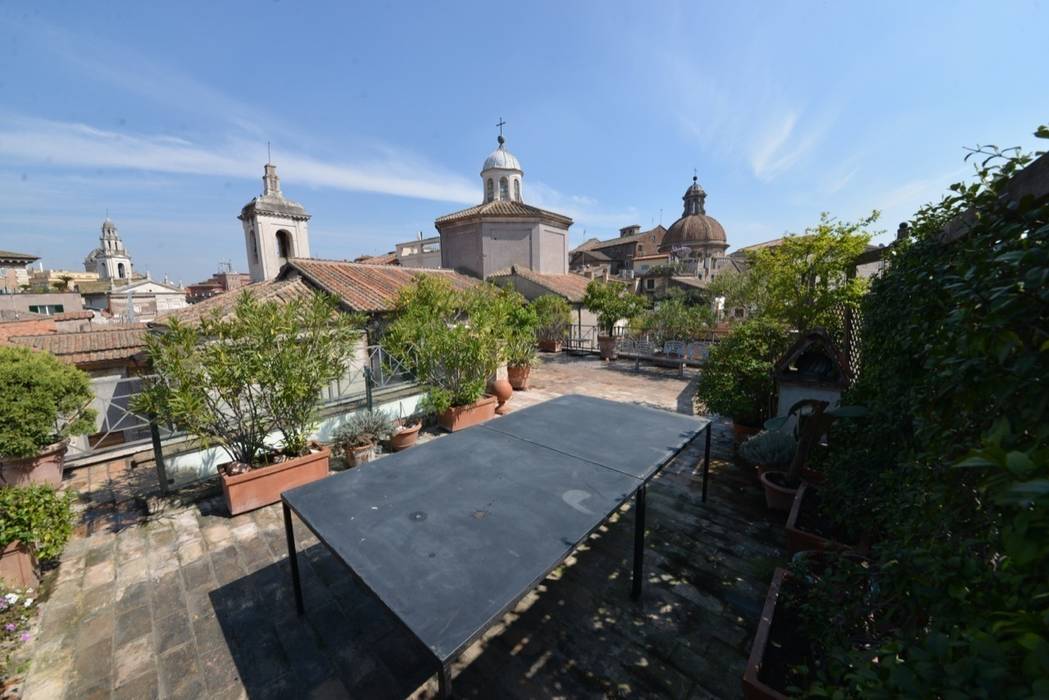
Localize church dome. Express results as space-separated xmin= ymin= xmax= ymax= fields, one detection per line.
xmin=482 ymin=135 xmax=521 ymax=172
xmin=661 ymin=176 xmax=727 ymax=252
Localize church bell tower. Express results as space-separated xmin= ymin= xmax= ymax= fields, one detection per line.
xmin=238 ymin=162 xmax=312 ymax=283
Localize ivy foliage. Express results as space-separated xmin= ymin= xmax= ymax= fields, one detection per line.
xmin=135 ymin=292 xmax=361 ymax=465
xmin=0 ymin=485 xmax=76 ymax=561
xmin=0 ymin=346 xmax=96 ymax=459
xmin=793 ymin=130 xmax=1049 ymax=698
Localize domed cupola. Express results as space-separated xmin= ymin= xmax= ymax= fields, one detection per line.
xmin=481 ymin=122 xmax=524 ymax=203
xmin=660 ymin=175 xmax=728 ymax=255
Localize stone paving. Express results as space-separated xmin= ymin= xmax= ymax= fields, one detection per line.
xmin=13 ymin=354 xmax=786 ymax=699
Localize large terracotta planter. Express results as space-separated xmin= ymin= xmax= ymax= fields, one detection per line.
xmin=597 ymin=335 xmax=618 ymax=361
xmin=538 ymin=339 xmax=562 ymax=353
xmin=220 ymin=446 xmax=330 ymax=516
xmin=389 ymin=422 xmax=421 ymax=452
xmin=742 ymin=568 xmax=790 ymax=700
xmin=0 ymin=441 xmax=67 ymax=488
xmin=759 ymin=470 xmax=798 ymax=512
xmin=438 ymin=395 xmax=497 ymax=432
xmin=0 ymin=541 xmax=39 ymax=589
xmin=507 ymin=364 xmax=531 ymax=391
xmin=786 ymin=484 xmax=867 ymax=556
xmin=344 ymin=442 xmax=375 ymax=468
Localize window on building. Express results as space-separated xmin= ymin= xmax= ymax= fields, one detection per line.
xmin=117 ymin=262 xmax=126 ymax=278
xmin=250 ymin=229 xmax=259 ymax=262
xmin=514 ymin=179 xmax=521 ymax=201
xmin=486 ymin=179 xmax=494 ymax=202
xmin=276 ymin=230 xmax=293 ymax=259
xmin=499 ymin=177 xmax=509 ymax=200
xmin=645 ymin=279 xmax=656 ymax=291
xmin=28 ymin=304 xmax=65 ymax=315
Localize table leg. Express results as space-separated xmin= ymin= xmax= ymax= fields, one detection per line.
xmin=702 ymin=423 xmax=712 ymax=503
xmin=631 ymin=485 xmax=647 ymax=600
xmin=438 ymin=663 xmax=452 ymax=699
xmin=283 ymin=501 xmax=304 ymax=616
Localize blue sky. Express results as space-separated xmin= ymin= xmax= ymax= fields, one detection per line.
xmin=1 ymin=1 xmax=1047 ymax=284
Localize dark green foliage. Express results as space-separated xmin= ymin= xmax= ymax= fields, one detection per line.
xmin=582 ymin=279 xmax=648 ymax=335
xmin=793 ymin=131 xmax=1049 ymax=698
xmin=694 ymin=317 xmax=791 ymax=424
xmin=0 ymin=347 xmax=96 ymax=459
xmin=531 ymin=294 xmax=572 ymax=342
xmin=0 ymin=485 xmax=75 ymax=561
xmin=632 ymin=293 xmax=714 ymax=344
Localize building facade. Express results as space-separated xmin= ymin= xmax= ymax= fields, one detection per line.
xmin=434 ymin=132 xmax=573 ymax=279
xmin=84 ymin=219 xmax=134 ymax=281
xmin=569 ymin=225 xmax=668 ymax=276
xmin=0 ymin=249 xmax=39 ymax=293
xmin=239 ymin=163 xmax=312 ymax=282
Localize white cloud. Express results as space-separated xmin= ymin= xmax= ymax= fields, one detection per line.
xmin=0 ymin=116 xmax=478 ymax=204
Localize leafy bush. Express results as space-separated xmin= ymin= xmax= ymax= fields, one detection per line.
xmin=135 ymin=292 xmax=360 ymax=466
xmin=633 ymin=294 xmax=713 ymax=344
xmin=383 ymin=276 xmax=506 ymax=414
xmin=582 ymin=279 xmax=648 ymax=336
xmin=504 ymin=295 xmax=539 ymax=367
xmin=739 ymin=430 xmax=796 ymax=469
xmin=532 ymin=295 xmax=572 ymax=342
xmin=0 ymin=485 xmax=75 ymax=561
xmin=694 ymin=317 xmax=791 ymax=425
xmin=332 ymin=409 xmax=395 ymax=448
xmin=791 ymin=130 xmax=1049 ymax=697
xmin=0 ymin=347 xmax=96 ymax=459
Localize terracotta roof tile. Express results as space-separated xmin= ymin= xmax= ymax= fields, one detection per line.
xmin=156 ymin=277 xmax=317 ymax=326
xmin=9 ymin=326 xmax=149 ymax=365
xmin=53 ymin=310 xmax=95 ymax=321
xmin=354 ymin=252 xmax=400 ymax=265
xmin=570 ymin=225 xmax=666 ymax=253
xmin=435 ymin=200 xmax=573 ymax=226
xmin=488 ymin=266 xmax=591 ymax=303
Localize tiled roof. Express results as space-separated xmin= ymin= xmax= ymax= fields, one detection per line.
xmin=435 ymin=200 xmax=573 ymax=226
xmin=156 ymin=277 xmax=318 ymax=326
xmin=9 ymin=326 xmax=149 ymax=366
xmin=354 ymin=252 xmax=400 ymax=265
xmin=570 ymin=225 xmax=666 ymax=253
xmin=573 ymin=248 xmax=611 ymax=262
xmin=287 ymin=258 xmax=479 ymax=312
xmin=488 ymin=265 xmax=592 ymax=303
xmin=53 ymin=310 xmax=95 ymax=321
xmin=77 ymin=280 xmax=113 ymax=295
xmin=0 ymin=309 xmax=47 ymax=323
xmin=0 ymin=249 xmax=39 ymax=264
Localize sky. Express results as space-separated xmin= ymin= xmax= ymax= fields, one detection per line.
xmin=1 ymin=1 xmax=1047 ymax=284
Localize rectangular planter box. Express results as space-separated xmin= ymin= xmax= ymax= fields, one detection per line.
xmin=0 ymin=541 xmax=39 ymax=589
xmin=437 ymin=395 xmax=497 ymax=432
xmin=786 ymin=483 xmax=860 ymax=556
xmin=538 ymin=339 xmax=562 ymax=352
xmin=743 ymin=567 xmax=790 ymax=700
xmin=221 ymin=447 xmax=331 ymax=516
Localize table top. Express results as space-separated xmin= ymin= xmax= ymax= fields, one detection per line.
xmin=282 ymin=395 xmax=707 ymax=664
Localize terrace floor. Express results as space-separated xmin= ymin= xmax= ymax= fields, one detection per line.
xmin=12 ymin=354 xmax=786 ymax=699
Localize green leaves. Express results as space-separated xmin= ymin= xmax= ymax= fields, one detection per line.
xmin=582 ymin=279 xmax=649 ymax=335
xmin=0 ymin=346 xmax=96 ymax=458
xmin=0 ymin=485 xmax=75 ymax=561
xmin=531 ymin=294 xmax=572 ymax=342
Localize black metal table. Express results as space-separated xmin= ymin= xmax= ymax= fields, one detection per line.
xmin=281 ymin=395 xmax=711 ymax=697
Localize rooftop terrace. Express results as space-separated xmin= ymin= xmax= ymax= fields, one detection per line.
xmin=14 ymin=354 xmax=785 ymax=699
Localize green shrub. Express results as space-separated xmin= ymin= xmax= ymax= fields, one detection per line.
xmin=739 ymin=430 xmax=796 ymax=469
xmin=633 ymin=293 xmax=713 ymax=344
xmin=0 ymin=485 xmax=76 ymax=561
xmin=792 ymin=130 xmax=1049 ymax=698
xmin=582 ymin=279 xmax=648 ymax=336
xmin=694 ymin=317 xmax=791 ymax=425
xmin=332 ymin=409 xmax=395 ymax=448
xmin=532 ymin=295 xmax=572 ymax=342
xmin=135 ymin=292 xmax=361 ymax=466
xmin=0 ymin=347 xmax=96 ymax=459
xmin=504 ymin=301 xmax=539 ymax=367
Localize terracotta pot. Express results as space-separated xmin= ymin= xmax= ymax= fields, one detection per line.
xmin=786 ymin=484 xmax=868 ymax=556
xmin=732 ymin=422 xmax=761 ymax=447
xmin=490 ymin=378 xmax=513 ymax=415
xmin=0 ymin=441 xmax=68 ymax=488
xmin=0 ymin=541 xmax=39 ymax=589
xmin=345 ymin=442 xmax=376 ymax=468
xmin=538 ymin=339 xmax=562 ymax=353
xmin=742 ymin=568 xmax=790 ymax=700
xmin=760 ymin=470 xmax=799 ymax=512
xmin=389 ymin=422 xmax=421 ymax=452
xmin=597 ymin=335 xmax=618 ymax=360
xmin=507 ymin=364 xmax=531 ymax=391
xmin=221 ymin=447 xmax=330 ymax=516
xmin=438 ymin=395 xmax=498 ymax=432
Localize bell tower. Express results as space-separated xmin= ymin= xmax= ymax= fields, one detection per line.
xmin=238 ymin=161 xmax=312 ymax=283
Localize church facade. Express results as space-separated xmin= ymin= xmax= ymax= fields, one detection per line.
xmin=434 ymin=131 xmax=572 ymax=279
xmin=239 ymin=163 xmax=312 ymax=283
xmin=84 ymin=218 xmax=133 ymax=281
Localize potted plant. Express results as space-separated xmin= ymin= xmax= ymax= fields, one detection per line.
xmin=383 ymin=277 xmax=505 ymax=432
xmin=505 ymin=301 xmax=539 ymax=390
xmin=739 ymin=430 xmax=796 ymax=482
xmin=532 ymin=294 xmax=572 ymax=352
xmin=694 ymin=317 xmax=791 ymax=443
xmin=388 ymin=410 xmax=424 ymax=452
xmin=0 ymin=485 xmax=75 ymax=589
xmin=333 ymin=409 xmax=395 ymax=467
xmin=136 ymin=292 xmax=361 ymax=516
xmin=582 ymin=279 xmax=648 ymax=360
xmin=0 ymin=347 xmax=96 ymax=488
